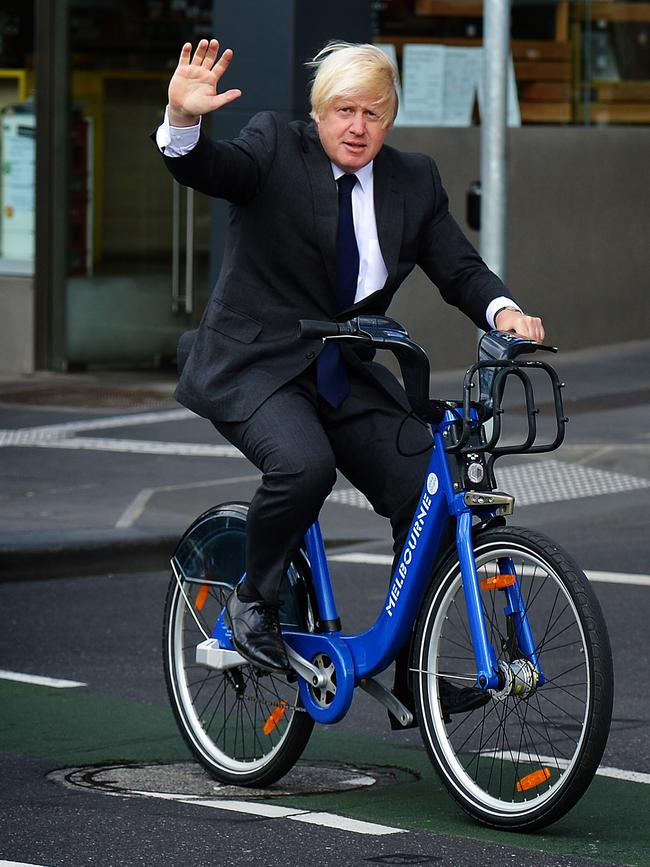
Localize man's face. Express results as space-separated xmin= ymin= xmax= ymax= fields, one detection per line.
xmin=314 ymin=96 xmax=390 ymax=172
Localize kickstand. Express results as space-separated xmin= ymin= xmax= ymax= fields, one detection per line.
xmin=359 ymin=677 xmax=414 ymax=728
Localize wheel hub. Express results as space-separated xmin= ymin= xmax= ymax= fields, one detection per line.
xmin=490 ymin=659 xmax=539 ymax=701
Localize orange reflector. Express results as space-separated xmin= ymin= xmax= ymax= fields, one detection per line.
xmin=516 ymin=767 xmax=551 ymax=792
xmin=263 ymin=701 xmax=287 ymax=735
xmin=480 ymin=573 xmax=516 ymax=591
xmin=194 ymin=584 xmax=210 ymax=611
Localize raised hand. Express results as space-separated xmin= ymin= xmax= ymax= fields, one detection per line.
xmin=167 ymin=39 xmax=242 ymax=126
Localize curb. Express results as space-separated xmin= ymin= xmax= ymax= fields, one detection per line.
xmin=0 ymin=531 xmax=380 ymax=582
xmin=0 ymin=529 xmax=179 ymax=581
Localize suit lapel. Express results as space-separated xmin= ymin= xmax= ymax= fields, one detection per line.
xmin=373 ymin=147 xmax=403 ymax=294
xmin=301 ymin=124 xmax=339 ymax=295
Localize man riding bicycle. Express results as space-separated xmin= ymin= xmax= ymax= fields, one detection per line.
xmin=155 ymin=38 xmax=544 ymax=714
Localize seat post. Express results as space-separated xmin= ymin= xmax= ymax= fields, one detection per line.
xmin=304 ymin=522 xmax=341 ymax=632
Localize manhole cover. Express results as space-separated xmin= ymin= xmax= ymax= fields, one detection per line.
xmin=49 ymin=760 xmax=417 ymax=800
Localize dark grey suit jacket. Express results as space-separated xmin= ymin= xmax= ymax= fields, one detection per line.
xmin=159 ymin=111 xmax=513 ymax=422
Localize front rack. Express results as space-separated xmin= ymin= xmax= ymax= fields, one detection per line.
xmin=445 ymin=357 xmax=568 ymax=475
xmin=297 ymin=316 xmax=569 ymax=472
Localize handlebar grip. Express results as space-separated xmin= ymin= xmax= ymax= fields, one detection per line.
xmin=298 ymin=319 xmax=341 ymax=340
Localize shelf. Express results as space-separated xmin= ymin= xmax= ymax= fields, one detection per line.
xmin=385 ymin=36 xmax=571 ymax=59
xmin=580 ymin=104 xmax=650 ymax=122
xmin=380 ymin=38 xmax=573 ymax=124
xmin=573 ymin=2 xmax=650 ymax=23
xmin=414 ymin=1 xmax=483 ymax=16
xmin=393 ymin=1 xmax=650 ymax=124
xmin=520 ymin=102 xmax=572 ymax=122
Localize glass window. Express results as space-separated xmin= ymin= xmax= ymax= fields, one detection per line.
xmin=0 ymin=1 xmax=36 ymax=274
xmin=372 ymin=1 xmax=650 ymax=126
xmin=64 ymin=0 xmax=215 ymax=367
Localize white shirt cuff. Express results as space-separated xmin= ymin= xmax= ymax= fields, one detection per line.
xmin=486 ymin=296 xmax=522 ymax=330
xmin=155 ymin=106 xmax=201 ymax=157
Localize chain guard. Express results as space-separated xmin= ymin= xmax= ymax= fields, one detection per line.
xmin=283 ymin=631 xmax=355 ymax=724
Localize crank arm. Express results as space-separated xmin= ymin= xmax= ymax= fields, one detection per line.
xmin=285 ymin=644 xmax=329 ymax=688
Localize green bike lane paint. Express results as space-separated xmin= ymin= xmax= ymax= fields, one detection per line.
xmin=1 ymin=680 xmax=648 ymax=865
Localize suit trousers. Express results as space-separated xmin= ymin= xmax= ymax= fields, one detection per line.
xmin=212 ymin=362 xmax=433 ymax=606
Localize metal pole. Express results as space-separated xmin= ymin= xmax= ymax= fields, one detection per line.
xmin=34 ymin=0 xmax=69 ymax=370
xmin=480 ymin=0 xmax=511 ymax=283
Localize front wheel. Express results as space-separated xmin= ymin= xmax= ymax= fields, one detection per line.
xmin=163 ymin=502 xmax=314 ymax=787
xmin=413 ymin=526 xmax=613 ymax=831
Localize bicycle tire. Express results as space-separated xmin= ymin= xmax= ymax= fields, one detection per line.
xmin=163 ymin=502 xmax=314 ymax=786
xmin=413 ymin=525 xmax=613 ymax=830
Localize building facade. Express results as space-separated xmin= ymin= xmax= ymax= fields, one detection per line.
xmin=0 ymin=1 xmax=647 ymax=374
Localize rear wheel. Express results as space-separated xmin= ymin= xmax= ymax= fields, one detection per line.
xmin=163 ymin=502 xmax=314 ymax=786
xmin=413 ymin=526 xmax=613 ymax=830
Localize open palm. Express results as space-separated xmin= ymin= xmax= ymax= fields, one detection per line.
xmin=168 ymin=39 xmax=241 ymax=124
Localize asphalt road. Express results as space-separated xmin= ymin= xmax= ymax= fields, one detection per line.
xmin=0 ymin=338 xmax=649 ymax=866
xmin=0 ymin=562 xmax=648 ymax=867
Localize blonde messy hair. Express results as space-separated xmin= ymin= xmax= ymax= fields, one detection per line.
xmin=308 ymin=41 xmax=400 ymax=129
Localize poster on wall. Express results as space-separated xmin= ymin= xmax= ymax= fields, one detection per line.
xmin=378 ymin=43 xmax=520 ymax=128
xmin=0 ymin=103 xmax=36 ymax=270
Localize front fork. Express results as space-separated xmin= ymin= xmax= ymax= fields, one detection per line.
xmin=456 ymin=511 xmax=545 ymax=691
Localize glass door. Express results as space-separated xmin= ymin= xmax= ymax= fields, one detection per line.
xmin=64 ymin=0 xmax=213 ymax=368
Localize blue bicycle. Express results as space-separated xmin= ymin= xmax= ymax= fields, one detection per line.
xmin=163 ymin=317 xmax=613 ymax=831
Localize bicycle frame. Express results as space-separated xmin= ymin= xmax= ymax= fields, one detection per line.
xmin=209 ymin=407 xmax=543 ymax=725
xmin=167 ymin=319 xmax=612 ymax=831
xmin=204 ymin=319 xmax=569 ymax=725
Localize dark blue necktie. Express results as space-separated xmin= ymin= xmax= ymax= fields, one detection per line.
xmin=316 ymin=173 xmax=360 ymax=407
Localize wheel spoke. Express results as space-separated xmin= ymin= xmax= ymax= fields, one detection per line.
xmin=417 ymin=530 xmax=611 ymax=827
xmin=162 ymin=506 xmax=314 ymax=785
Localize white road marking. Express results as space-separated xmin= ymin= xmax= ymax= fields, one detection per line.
xmin=27 ymin=437 xmax=241 ymax=457
xmin=0 ymin=408 xmax=193 ymax=442
xmin=587 ymin=571 xmax=650 ymax=587
xmin=0 ymin=861 xmax=51 ymax=867
xmin=131 ymin=790 xmax=306 ymax=818
xmin=289 ymin=811 xmax=405 ymax=835
xmin=130 ymin=789 xmax=404 ymax=834
xmin=337 ymin=775 xmax=376 ymax=788
xmin=330 ymin=553 xmax=394 ymax=565
xmin=497 ymin=459 xmax=650 ymax=504
xmin=478 ymin=751 xmax=650 ymax=786
xmin=115 ymin=474 xmax=260 ymax=528
xmin=0 ymin=670 xmax=86 ymax=688
xmin=597 ymin=766 xmax=650 ymax=785
xmin=329 ymin=555 xmax=650 ymax=588
xmin=3 ymin=412 xmax=647 ymax=513
xmin=0 ymin=408 xmax=242 ymax=457
xmin=329 ymin=461 xmax=649 ymax=512
xmin=185 ymin=799 xmax=306 ymax=819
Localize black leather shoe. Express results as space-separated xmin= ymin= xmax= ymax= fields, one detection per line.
xmin=225 ymin=591 xmax=291 ymax=673
xmin=439 ymin=678 xmax=490 ymax=722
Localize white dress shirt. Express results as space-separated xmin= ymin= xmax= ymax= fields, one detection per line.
xmin=156 ymin=107 xmax=518 ymax=326
xmin=332 ymin=161 xmax=388 ymax=304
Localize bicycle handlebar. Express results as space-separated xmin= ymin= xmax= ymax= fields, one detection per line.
xmin=298 ymin=315 xmax=567 ymax=459
xmin=298 ymin=319 xmax=359 ymax=340
xmin=299 ymin=316 xmax=445 ymax=423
